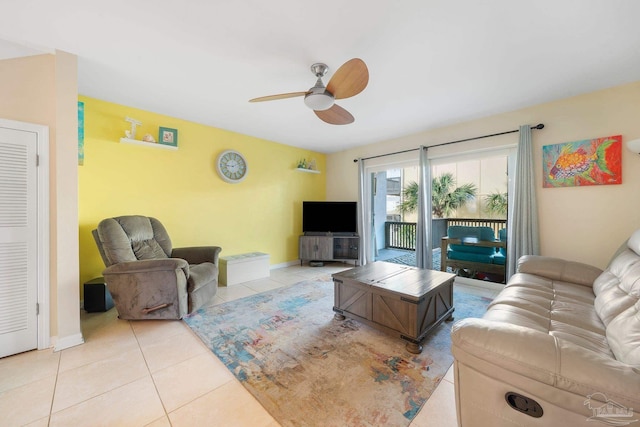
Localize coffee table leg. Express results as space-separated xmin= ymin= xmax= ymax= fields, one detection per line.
xmin=406 ymin=342 xmax=423 ymax=354
xmin=446 ymin=315 xmax=454 ymax=322
xmin=334 ymin=313 xmax=346 ymax=321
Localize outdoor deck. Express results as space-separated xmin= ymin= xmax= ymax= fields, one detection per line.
xmin=375 ymin=247 xmax=441 ymax=270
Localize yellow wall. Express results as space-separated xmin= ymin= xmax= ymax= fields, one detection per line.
xmin=327 ymin=80 xmax=640 ymax=269
xmin=78 ymin=96 xmax=326 ymax=288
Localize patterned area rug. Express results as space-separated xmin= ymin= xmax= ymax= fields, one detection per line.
xmin=184 ymin=276 xmax=491 ymax=427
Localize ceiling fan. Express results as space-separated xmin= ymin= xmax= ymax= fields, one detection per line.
xmin=249 ymin=58 xmax=369 ymax=125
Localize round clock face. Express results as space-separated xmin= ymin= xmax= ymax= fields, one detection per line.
xmin=216 ymin=150 xmax=248 ymax=183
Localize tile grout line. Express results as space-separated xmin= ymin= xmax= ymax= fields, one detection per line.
xmin=135 ymin=319 xmax=234 ymax=426
xmin=131 ymin=318 xmax=174 ymax=425
xmin=48 ymin=323 xmax=151 ymax=422
xmin=47 ymin=350 xmax=63 ymax=426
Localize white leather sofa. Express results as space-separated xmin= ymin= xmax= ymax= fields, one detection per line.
xmin=451 ymin=230 xmax=640 ymax=426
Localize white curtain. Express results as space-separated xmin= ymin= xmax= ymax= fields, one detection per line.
xmin=357 ymin=158 xmax=368 ymax=266
xmin=507 ymin=125 xmax=540 ymax=277
xmin=416 ymin=146 xmax=432 ymax=269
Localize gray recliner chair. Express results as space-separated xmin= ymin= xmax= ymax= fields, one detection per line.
xmin=92 ymin=215 xmax=221 ymax=320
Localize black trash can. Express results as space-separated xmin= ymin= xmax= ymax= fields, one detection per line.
xmin=83 ymin=277 xmax=114 ymax=312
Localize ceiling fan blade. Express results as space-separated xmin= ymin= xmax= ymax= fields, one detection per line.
xmin=326 ymin=58 xmax=369 ymax=100
xmin=249 ymin=92 xmax=307 ymax=102
xmin=314 ymin=104 xmax=354 ymax=125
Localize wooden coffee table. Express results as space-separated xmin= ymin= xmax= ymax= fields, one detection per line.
xmin=332 ymin=261 xmax=456 ymax=354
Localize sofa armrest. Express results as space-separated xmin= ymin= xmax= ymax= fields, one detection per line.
xmin=172 ymin=246 xmax=222 ymax=267
xmin=104 ymin=258 xmax=189 ymax=277
xmin=517 ymin=255 xmax=602 ymax=287
xmin=451 ymin=318 xmax=640 ymax=406
xmin=452 ymin=318 xmax=558 ymax=385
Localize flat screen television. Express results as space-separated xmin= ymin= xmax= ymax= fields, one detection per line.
xmin=302 ymin=201 xmax=358 ymax=235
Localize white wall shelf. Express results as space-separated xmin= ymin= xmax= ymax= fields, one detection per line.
xmin=119 ymin=137 xmax=178 ymax=150
xmin=295 ymin=167 xmax=320 ymax=174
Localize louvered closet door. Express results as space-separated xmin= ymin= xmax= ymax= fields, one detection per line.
xmin=0 ymin=126 xmax=37 ymax=358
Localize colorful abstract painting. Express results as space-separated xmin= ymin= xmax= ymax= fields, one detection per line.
xmin=543 ymin=135 xmax=622 ymax=188
xmin=77 ymin=101 xmax=85 ymax=166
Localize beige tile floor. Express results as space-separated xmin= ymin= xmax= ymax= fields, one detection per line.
xmin=0 ymin=263 xmax=498 ymax=427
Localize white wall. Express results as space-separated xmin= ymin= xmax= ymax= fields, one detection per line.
xmin=53 ymin=50 xmax=82 ymax=349
xmin=327 ymin=81 xmax=640 ymax=269
xmin=0 ymin=52 xmax=81 ymax=348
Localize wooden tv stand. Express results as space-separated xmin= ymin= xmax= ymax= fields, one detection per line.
xmin=299 ymin=234 xmax=359 ymax=265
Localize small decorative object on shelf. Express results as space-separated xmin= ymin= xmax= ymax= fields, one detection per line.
xmin=125 ymin=117 xmax=142 ymax=139
xmin=142 ymin=134 xmax=156 ymax=143
xmin=159 ymin=127 xmax=178 ymax=147
xmin=295 ymin=158 xmax=320 ymax=173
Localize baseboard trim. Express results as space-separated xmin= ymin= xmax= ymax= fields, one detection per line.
xmin=53 ymin=333 xmax=85 ymax=352
xmin=270 ymin=260 xmax=300 ymax=270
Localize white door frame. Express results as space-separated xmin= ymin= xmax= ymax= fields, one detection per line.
xmin=0 ymin=118 xmax=50 ymax=350
xmin=363 ymin=157 xmax=419 ymax=265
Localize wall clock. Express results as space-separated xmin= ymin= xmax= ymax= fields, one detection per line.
xmin=216 ymin=150 xmax=248 ymax=183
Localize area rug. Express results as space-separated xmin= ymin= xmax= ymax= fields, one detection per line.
xmin=184 ymin=276 xmax=491 ymax=427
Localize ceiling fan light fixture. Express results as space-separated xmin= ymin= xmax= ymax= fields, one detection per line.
xmin=304 ymin=91 xmax=335 ymax=111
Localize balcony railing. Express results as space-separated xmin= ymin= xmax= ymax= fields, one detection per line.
xmin=445 ymin=218 xmax=506 ymax=239
xmin=385 ymin=222 xmax=416 ymax=250
xmin=385 ymin=218 xmax=507 ymax=251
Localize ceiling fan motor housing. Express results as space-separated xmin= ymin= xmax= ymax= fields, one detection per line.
xmin=304 ymin=63 xmax=335 ymax=111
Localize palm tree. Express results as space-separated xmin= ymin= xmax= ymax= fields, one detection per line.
xmin=484 ymin=191 xmax=508 ymax=218
xmin=397 ymin=181 xmax=419 ymax=215
xmin=398 ymin=173 xmax=477 ymax=218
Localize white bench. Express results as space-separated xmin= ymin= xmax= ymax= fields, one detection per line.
xmin=219 ymin=252 xmax=270 ymax=286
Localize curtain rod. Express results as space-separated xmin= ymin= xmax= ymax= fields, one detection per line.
xmin=353 ymin=123 xmax=544 ymax=162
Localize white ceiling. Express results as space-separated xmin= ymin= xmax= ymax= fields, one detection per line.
xmin=2 ymin=1 xmax=640 ymax=153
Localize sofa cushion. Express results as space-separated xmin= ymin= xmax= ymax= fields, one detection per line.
xmin=492 ymin=252 xmax=505 ymax=265
xmin=517 ymin=255 xmax=602 ymax=287
xmin=483 ymin=273 xmax=612 ymax=357
xmin=629 ymin=228 xmax=640 ymax=254
xmin=606 ymin=300 xmax=640 ymax=365
xmin=593 ymin=273 xmax=636 ymax=328
xmin=592 ymin=230 xmax=640 ymax=364
xmin=132 ymin=239 xmax=168 ymax=260
xmin=448 ymin=226 xmax=496 ymax=255
xmin=447 ymin=250 xmax=494 ymax=264
xmin=97 ymin=218 xmax=137 ymax=265
xmin=593 ymin=248 xmax=640 ymax=327
xmin=97 ymin=216 xmax=173 ymax=265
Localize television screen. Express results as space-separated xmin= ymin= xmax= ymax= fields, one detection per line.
xmin=302 ymin=201 xmax=357 ymax=234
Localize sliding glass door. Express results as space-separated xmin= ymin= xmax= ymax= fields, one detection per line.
xmin=358 ymin=146 xmax=515 ymax=284
xmin=430 ymin=147 xmax=516 ymax=283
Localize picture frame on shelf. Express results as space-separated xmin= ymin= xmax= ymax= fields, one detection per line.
xmin=158 ymin=127 xmax=178 ymax=147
